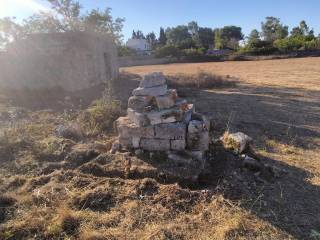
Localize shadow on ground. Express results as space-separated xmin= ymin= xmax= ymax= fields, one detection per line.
xmin=1 ymin=73 xmax=319 ymax=239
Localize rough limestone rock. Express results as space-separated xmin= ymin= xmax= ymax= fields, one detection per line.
xmin=118 ymin=137 xmax=133 ymax=149
xmin=127 ymin=108 xmax=149 ymax=127
xmin=140 ymin=138 xmax=170 ymax=151
xmin=132 ymin=85 xmax=167 ymax=97
xmin=147 ymin=107 xmax=184 ymax=125
xmin=128 ymin=95 xmax=154 ymax=111
xmin=132 ymin=137 xmax=141 ymax=148
xmin=155 ymin=89 xmax=178 ymax=110
xmin=170 ymin=139 xmax=186 ymax=150
xmin=154 ymin=122 xmax=186 ymax=140
xmin=191 ymin=112 xmax=210 ymax=131
xmin=139 ymin=72 xmax=166 ymax=88
xmin=222 ymin=132 xmax=253 ymax=154
xmin=187 ymin=120 xmax=210 ymax=151
xmin=115 ymin=116 xmax=154 ymax=139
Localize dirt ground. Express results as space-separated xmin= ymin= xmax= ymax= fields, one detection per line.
xmin=122 ymin=57 xmax=320 ymax=239
xmin=0 ymin=57 xmax=319 ymax=240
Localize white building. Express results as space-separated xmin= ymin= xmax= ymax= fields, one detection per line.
xmin=126 ymin=38 xmax=151 ymax=53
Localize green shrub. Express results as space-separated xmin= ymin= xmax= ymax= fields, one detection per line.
xmin=304 ymin=38 xmax=320 ymax=50
xmin=273 ymin=36 xmax=305 ymax=52
xmin=117 ymin=46 xmax=136 ymax=57
xmin=182 ymin=48 xmax=205 ymax=58
xmin=78 ymin=85 xmax=122 ymax=134
xmin=155 ymin=45 xmax=182 ymax=58
xmin=240 ymin=40 xmax=278 ymax=55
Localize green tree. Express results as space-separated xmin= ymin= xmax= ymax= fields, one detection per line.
xmin=290 ymin=27 xmax=303 ymax=38
xmin=247 ymin=29 xmax=260 ymax=43
xmin=165 ymin=25 xmax=193 ymax=48
xmin=146 ymin=32 xmax=157 ymax=49
xmin=0 ymin=17 xmax=24 ymax=47
xmin=214 ymin=26 xmax=243 ymax=49
xmin=158 ymin=27 xmax=167 ymax=46
xmin=261 ymin=17 xmax=288 ymax=42
xmin=290 ymin=20 xmax=315 ymax=40
xmin=198 ymin=27 xmax=214 ymax=49
xmin=0 ymin=0 xmax=124 ymax=47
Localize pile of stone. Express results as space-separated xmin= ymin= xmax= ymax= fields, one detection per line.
xmin=113 ymin=72 xmax=210 ymax=164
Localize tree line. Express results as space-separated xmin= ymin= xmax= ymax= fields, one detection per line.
xmin=124 ymin=17 xmax=320 ymax=58
xmin=1 ymin=1 xmax=319 ymax=57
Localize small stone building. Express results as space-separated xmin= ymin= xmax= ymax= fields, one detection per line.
xmin=0 ymin=31 xmax=118 ymax=91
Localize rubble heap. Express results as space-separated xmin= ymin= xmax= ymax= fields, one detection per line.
xmin=114 ymin=72 xmax=210 ymax=164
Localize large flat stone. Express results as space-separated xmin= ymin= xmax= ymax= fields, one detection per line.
xmin=155 ymin=89 xmax=177 ymax=110
xmin=140 ymin=138 xmax=170 ymax=151
xmin=128 ymin=95 xmax=154 ymax=111
xmin=139 ymin=72 xmax=166 ymax=88
xmin=127 ymin=108 xmax=150 ymax=127
xmin=132 ymin=85 xmax=167 ymax=97
xmin=115 ymin=117 xmax=154 ymax=139
xmin=154 ymin=122 xmax=186 ymax=140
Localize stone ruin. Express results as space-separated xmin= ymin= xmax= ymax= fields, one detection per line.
xmin=113 ymin=72 xmax=211 ymax=172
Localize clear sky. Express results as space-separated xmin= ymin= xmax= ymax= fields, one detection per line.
xmin=1 ymin=0 xmax=320 ymax=42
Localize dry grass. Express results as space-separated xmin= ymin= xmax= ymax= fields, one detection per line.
xmin=165 ymin=70 xmax=238 ymax=89
xmin=122 ymin=57 xmax=320 ymax=91
xmin=0 ymin=57 xmax=320 ymax=239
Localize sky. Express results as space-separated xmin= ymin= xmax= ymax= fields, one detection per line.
xmin=1 ymin=0 xmax=320 ymax=42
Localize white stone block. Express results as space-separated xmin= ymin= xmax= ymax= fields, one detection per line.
xmin=139 ymin=72 xmax=166 ymax=88
xmin=128 ymin=95 xmax=154 ymax=111
xmin=147 ymin=107 xmax=183 ymax=125
xmin=132 ymin=85 xmax=167 ymax=96
xmin=170 ymin=139 xmax=186 ymax=150
xmin=127 ymin=108 xmax=149 ymax=127
xmin=132 ymin=137 xmax=141 ymax=148
xmin=115 ymin=116 xmax=154 ymax=139
xmin=155 ymin=89 xmax=177 ymax=110
xmin=155 ymin=122 xmax=186 ymax=140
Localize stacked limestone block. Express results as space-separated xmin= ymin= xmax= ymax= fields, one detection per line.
xmin=114 ymin=72 xmax=210 ymax=162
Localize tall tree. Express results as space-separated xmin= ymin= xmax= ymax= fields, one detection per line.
xmin=0 ymin=17 xmax=24 ymax=47
xmin=0 ymin=0 xmax=124 ymax=47
xmin=261 ymin=17 xmax=288 ymax=42
xmin=133 ymin=30 xmax=145 ymax=39
xmin=247 ymin=29 xmax=260 ymax=44
xmin=290 ymin=20 xmax=314 ymax=39
xmin=146 ymin=32 xmax=157 ymax=49
xmin=166 ymin=25 xmax=193 ymax=48
xmin=198 ymin=27 xmax=214 ymax=49
xmin=187 ymin=21 xmax=203 ymax=47
xmin=158 ymin=27 xmax=167 ymax=46
xmin=132 ymin=30 xmax=137 ymax=39
xmin=214 ymin=26 xmax=243 ymax=49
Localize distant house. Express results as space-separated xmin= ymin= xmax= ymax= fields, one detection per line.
xmin=126 ymin=38 xmax=151 ymax=54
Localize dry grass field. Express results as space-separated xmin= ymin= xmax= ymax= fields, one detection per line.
xmin=0 ymin=57 xmax=319 ymax=240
